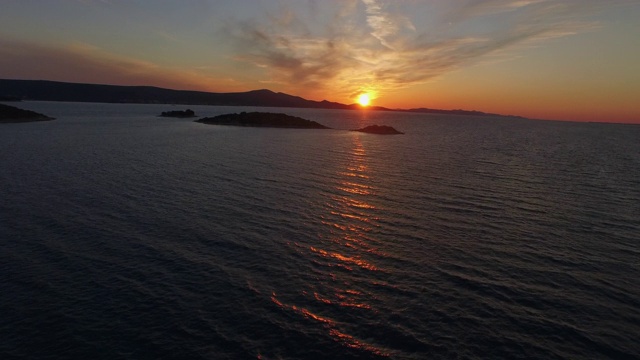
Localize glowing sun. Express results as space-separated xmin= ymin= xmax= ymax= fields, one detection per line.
xmin=357 ymin=93 xmax=371 ymax=107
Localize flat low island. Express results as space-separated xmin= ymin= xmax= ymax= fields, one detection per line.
xmin=196 ymin=112 xmax=330 ymax=129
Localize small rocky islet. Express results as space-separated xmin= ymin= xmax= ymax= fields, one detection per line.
xmin=159 ymin=109 xmax=197 ymax=118
xmin=350 ymin=125 xmax=404 ymax=135
xmin=195 ymin=111 xmax=403 ymax=134
xmin=0 ymin=103 xmax=55 ymax=123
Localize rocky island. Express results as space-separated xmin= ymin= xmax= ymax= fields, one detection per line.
xmin=0 ymin=103 xmax=54 ymax=123
xmin=351 ymin=125 xmax=403 ymax=135
xmin=159 ymin=109 xmax=196 ymax=118
xmin=196 ymin=112 xmax=330 ymax=129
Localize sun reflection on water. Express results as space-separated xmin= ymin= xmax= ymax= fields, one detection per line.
xmin=274 ymin=135 xmax=391 ymax=356
xmin=314 ymin=135 xmax=391 ymax=353
xmin=309 ymin=246 xmax=380 ymax=271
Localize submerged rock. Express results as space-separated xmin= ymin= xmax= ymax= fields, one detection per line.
xmin=159 ymin=109 xmax=196 ymax=118
xmin=196 ymin=112 xmax=330 ymax=129
xmin=351 ymin=125 xmax=403 ymax=135
xmin=0 ymin=103 xmax=54 ymax=123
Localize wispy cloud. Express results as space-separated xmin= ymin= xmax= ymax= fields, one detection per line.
xmin=444 ymin=0 xmax=548 ymax=22
xmin=225 ymin=0 xmax=627 ymax=100
xmin=361 ymin=0 xmax=415 ymax=50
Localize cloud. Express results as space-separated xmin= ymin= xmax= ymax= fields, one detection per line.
xmin=443 ymin=0 xmax=549 ymax=23
xmin=223 ymin=8 xmax=365 ymax=95
xmin=361 ymin=0 xmax=415 ymax=50
xmin=224 ymin=0 xmax=627 ymax=100
xmin=0 ymin=39 xmax=234 ymax=91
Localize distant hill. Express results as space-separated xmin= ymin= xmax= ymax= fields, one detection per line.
xmin=0 ymin=79 xmax=356 ymax=109
xmin=0 ymin=79 xmax=521 ymax=118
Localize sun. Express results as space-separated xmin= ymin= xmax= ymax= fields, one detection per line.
xmin=357 ymin=93 xmax=371 ymax=107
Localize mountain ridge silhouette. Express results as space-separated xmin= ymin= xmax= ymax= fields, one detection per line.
xmin=0 ymin=79 xmax=522 ymax=118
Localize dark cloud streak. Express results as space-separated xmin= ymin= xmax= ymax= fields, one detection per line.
xmin=0 ymin=39 xmax=217 ymax=91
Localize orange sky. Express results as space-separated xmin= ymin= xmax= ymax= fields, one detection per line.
xmin=1 ymin=1 xmax=639 ymax=123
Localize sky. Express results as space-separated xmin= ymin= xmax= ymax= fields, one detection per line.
xmin=1 ymin=0 xmax=639 ymax=123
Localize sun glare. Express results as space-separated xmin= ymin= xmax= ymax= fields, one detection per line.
xmin=357 ymin=94 xmax=371 ymax=107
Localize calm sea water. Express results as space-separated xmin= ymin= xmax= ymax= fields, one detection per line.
xmin=1 ymin=102 xmax=639 ymax=359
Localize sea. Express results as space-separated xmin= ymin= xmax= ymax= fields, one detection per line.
xmin=1 ymin=101 xmax=639 ymax=360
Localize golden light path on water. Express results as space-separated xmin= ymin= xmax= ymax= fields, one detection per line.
xmin=271 ymin=133 xmax=390 ymax=357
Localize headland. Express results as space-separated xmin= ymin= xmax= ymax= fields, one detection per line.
xmin=0 ymin=103 xmax=54 ymax=123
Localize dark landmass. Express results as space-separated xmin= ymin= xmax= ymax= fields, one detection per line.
xmin=196 ymin=112 xmax=330 ymax=129
xmin=351 ymin=125 xmax=404 ymax=135
xmin=0 ymin=79 xmax=353 ymax=109
xmin=159 ymin=109 xmax=196 ymax=118
xmin=0 ymin=103 xmax=54 ymax=123
xmin=0 ymin=79 xmax=524 ymax=119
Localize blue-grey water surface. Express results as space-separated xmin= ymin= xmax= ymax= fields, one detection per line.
xmin=1 ymin=102 xmax=639 ymax=359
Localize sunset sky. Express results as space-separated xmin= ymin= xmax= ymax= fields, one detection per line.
xmin=1 ymin=0 xmax=639 ymax=123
